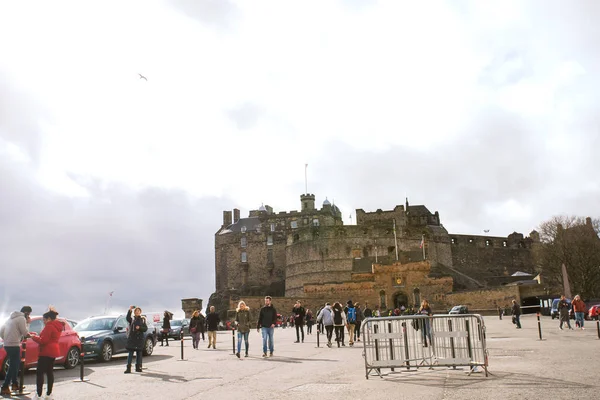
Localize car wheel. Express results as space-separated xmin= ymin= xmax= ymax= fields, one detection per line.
xmin=0 ymin=357 xmax=8 ymax=379
xmin=64 ymin=347 xmax=80 ymax=369
xmin=143 ymin=337 xmax=154 ymax=356
xmin=100 ymin=342 xmax=113 ymax=362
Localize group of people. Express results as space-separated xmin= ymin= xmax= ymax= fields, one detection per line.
xmin=0 ymin=305 xmax=63 ymax=400
xmin=510 ymin=294 xmax=589 ymax=331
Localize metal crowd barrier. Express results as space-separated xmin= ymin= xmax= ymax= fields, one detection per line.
xmin=361 ymin=314 xmax=489 ymax=378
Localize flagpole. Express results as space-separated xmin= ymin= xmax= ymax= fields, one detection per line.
xmin=422 ymin=234 xmax=426 ymax=260
xmin=104 ymin=291 xmax=114 ymax=314
xmin=304 ymin=164 xmax=308 ymax=194
xmin=393 ymin=219 xmax=399 ymax=261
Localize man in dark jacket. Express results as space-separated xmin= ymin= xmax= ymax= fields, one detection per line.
xmin=511 ymin=299 xmax=522 ymax=329
xmin=206 ymin=306 xmax=220 ymax=349
xmin=292 ymin=300 xmax=306 ymax=343
xmin=257 ymin=296 xmax=277 ymax=357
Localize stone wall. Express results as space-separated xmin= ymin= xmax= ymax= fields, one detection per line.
xmin=181 ymin=298 xmax=203 ymax=319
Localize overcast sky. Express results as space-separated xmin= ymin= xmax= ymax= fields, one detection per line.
xmin=1 ymin=1 xmax=599 ymax=321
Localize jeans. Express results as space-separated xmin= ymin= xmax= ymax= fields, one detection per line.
xmin=191 ymin=332 xmax=201 ymax=348
xmin=237 ymin=331 xmax=249 ymax=354
xmin=2 ymin=346 xmax=20 ymax=387
xmin=36 ymin=356 xmax=55 ymax=396
xmin=514 ymin=314 xmax=522 ymax=329
xmin=334 ymin=326 xmax=345 ymax=344
xmin=261 ymin=327 xmax=274 ymax=354
xmin=355 ymin=321 xmax=362 ymax=340
xmin=325 ymin=325 xmax=334 ymax=343
xmin=575 ymin=312 xmax=585 ymax=328
xmin=295 ymin=324 xmax=304 ymax=342
xmin=126 ymin=350 xmax=142 ymax=365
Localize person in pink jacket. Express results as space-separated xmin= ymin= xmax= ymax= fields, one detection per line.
xmin=30 ymin=308 xmax=62 ymax=400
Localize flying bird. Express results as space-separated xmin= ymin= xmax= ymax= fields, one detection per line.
xmin=138 ymin=73 xmax=147 ymax=81
xmin=483 ymin=229 xmax=490 ymax=233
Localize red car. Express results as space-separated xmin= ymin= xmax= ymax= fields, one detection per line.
xmin=0 ymin=316 xmax=81 ymax=378
xmin=588 ymin=305 xmax=600 ymax=320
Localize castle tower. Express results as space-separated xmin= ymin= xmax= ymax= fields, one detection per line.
xmin=300 ymin=193 xmax=315 ymax=212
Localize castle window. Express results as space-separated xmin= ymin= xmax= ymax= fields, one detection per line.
xmin=256 ymin=224 xmax=261 ymax=233
xmin=413 ymin=288 xmax=421 ymax=306
xmin=291 ymin=220 xmax=298 ymax=229
xmin=352 ymin=249 xmax=362 ymax=259
xmin=469 ymin=238 xmax=474 ymax=244
xmin=267 ymin=248 xmax=273 ymax=264
xmin=293 ymin=233 xmax=300 ymax=243
xmin=313 ymin=218 xmax=320 ymax=227
xmin=379 ymin=290 xmax=387 ymax=310
xmin=241 ymin=252 xmax=247 ymax=263
xmin=485 ymin=240 xmax=491 ymax=247
xmin=451 ymin=238 xmax=457 ymax=244
xmin=270 ymin=223 xmax=276 ymax=232
xmin=503 ymin=240 xmax=507 ymax=247
xmin=241 ymin=226 xmax=247 ymax=233
xmin=240 ymin=237 xmax=247 ymax=248
xmin=267 ymin=235 xmax=273 ymax=246
xmin=303 ymin=218 xmax=309 ymax=225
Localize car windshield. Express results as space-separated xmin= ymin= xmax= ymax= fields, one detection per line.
xmin=171 ymin=320 xmax=183 ymax=327
xmin=74 ymin=318 xmax=116 ymax=332
xmin=451 ymin=306 xmax=461 ymax=311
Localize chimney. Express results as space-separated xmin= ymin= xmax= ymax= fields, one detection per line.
xmin=222 ymin=210 xmax=232 ymax=227
xmin=233 ymin=208 xmax=240 ymax=223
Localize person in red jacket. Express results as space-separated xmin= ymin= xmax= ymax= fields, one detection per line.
xmin=30 ymin=308 xmax=62 ymax=400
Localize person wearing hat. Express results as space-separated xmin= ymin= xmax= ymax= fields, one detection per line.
xmin=0 ymin=306 xmax=32 ymax=396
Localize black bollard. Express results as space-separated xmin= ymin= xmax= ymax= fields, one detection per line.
xmin=232 ymin=328 xmax=236 ymax=355
xmin=316 ymin=328 xmax=320 ymax=348
xmin=177 ymin=331 xmax=186 ymax=361
xmin=597 ymin=319 xmax=599 ymax=339
xmin=12 ymin=341 xmax=31 ymax=397
xmin=73 ymin=337 xmax=90 ymax=382
xmin=537 ymin=313 xmax=544 ymax=341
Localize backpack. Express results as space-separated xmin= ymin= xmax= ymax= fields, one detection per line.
xmin=333 ymin=309 xmax=343 ymax=325
xmin=347 ymin=307 xmax=356 ymax=323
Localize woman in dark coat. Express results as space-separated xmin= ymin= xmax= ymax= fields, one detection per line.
xmin=125 ymin=306 xmax=148 ymax=373
xmin=160 ymin=310 xmax=172 ymax=346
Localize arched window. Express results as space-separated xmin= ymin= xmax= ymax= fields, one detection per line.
xmin=413 ymin=288 xmax=421 ymax=307
xmin=379 ymin=290 xmax=387 ymax=310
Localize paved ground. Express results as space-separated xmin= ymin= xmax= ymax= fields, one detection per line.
xmin=6 ymin=314 xmax=600 ymax=399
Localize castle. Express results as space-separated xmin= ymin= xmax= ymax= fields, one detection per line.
xmin=205 ymin=193 xmax=544 ymax=318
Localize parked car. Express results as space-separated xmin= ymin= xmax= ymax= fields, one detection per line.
xmin=448 ymin=305 xmax=469 ymax=314
xmin=551 ymin=298 xmax=571 ymax=319
xmin=0 ymin=316 xmax=81 ymax=379
xmin=163 ymin=319 xmax=190 ymax=339
xmin=73 ymin=314 xmax=157 ymax=362
xmin=588 ymin=305 xmax=600 ymax=320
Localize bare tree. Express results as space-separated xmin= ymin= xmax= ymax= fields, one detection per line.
xmin=535 ymin=216 xmax=600 ymax=300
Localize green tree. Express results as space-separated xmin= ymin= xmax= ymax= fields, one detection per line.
xmin=535 ymin=216 xmax=600 ymax=300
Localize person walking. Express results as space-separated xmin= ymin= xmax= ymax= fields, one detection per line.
xmin=189 ymin=310 xmax=203 ymax=349
xmin=0 ymin=306 xmax=32 ymax=396
xmin=332 ymin=302 xmax=347 ymax=347
xmin=305 ymin=309 xmax=314 ymax=335
xmin=206 ymin=306 xmax=220 ymax=349
xmin=124 ymin=306 xmax=148 ymax=373
xmin=363 ymin=302 xmax=372 ymax=319
xmin=317 ymin=303 xmax=334 ymax=347
xmin=511 ymin=299 xmax=522 ymax=329
xmin=160 ymin=310 xmax=172 ymax=346
xmin=30 ymin=307 xmax=62 ymax=400
xmin=292 ymin=300 xmax=306 ymax=343
xmin=558 ymin=296 xmax=572 ymax=330
xmin=235 ymin=301 xmax=251 ymax=358
xmin=419 ymin=299 xmax=433 ymax=347
xmin=197 ymin=311 xmax=206 ymax=341
xmin=572 ymin=295 xmax=586 ymax=330
xmin=345 ymin=300 xmax=356 ymax=346
xmin=256 ymin=296 xmax=277 ymax=357
xmin=354 ymin=302 xmax=363 ymax=342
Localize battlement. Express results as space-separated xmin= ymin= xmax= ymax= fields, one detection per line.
xmin=448 ymin=231 xmax=539 ymax=249
xmin=356 ymin=201 xmax=441 ymax=227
